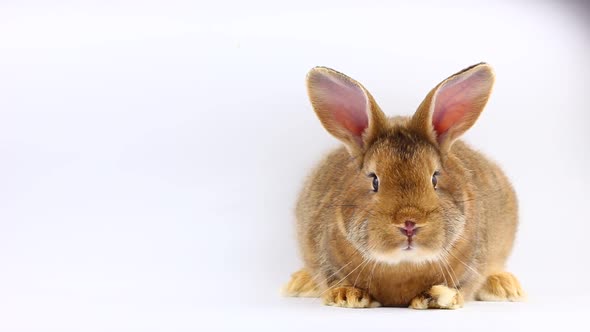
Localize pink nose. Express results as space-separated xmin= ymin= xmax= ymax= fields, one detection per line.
xmin=399 ymin=220 xmax=417 ymax=237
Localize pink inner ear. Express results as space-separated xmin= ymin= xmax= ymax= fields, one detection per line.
xmin=432 ymin=71 xmax=486 ymax=138
xmin=315 ymin=74 xmax=368 ymax=137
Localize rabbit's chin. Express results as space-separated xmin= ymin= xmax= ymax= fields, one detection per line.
xmin=369 ymin=246 xmax=440 ymax=265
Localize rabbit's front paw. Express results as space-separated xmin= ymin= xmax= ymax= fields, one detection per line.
xmin=476 ymin=272 xmax=525 ymax=302
xmin=282 ymin=268 xmax=321 ymax=297
xmin=323 ymin=286 xmax=381 ymax=308
xmin=410 ymin=285 xmax=464 ymax=309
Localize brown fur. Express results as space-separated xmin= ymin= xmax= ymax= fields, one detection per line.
xmin=284 ymin=63 xmax=523 ymax=309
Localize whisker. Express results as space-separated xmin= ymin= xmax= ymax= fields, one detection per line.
xmin=325 ymin=204 xmax=359 ymax=208
xmin=439 ymin=253 xmax=459 ymax=292
xmin=353 ymin=258 xmax=373 ymax=288
xmin=318 ymin=258 xmax=368 ymax=298
xmin=310 ymin=260 xmax=354 ymax=287
xmin=442 ymin=246 xmax=481 ymax=277
xmin=315 ymin=245 xmax=377 ymax=302
xmin=367 ymin=260 xmax=379 ymax=293
xmin=452 ymin=188 xmax=504 ymax=204
xmin=434 ymin=260 xmax=449 ymax=287
xmin=444 ymin=229 xmax=483 ymax=266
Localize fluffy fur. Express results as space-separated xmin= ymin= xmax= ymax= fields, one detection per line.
xmin=284 ymin=63 xmax=524 ymax=309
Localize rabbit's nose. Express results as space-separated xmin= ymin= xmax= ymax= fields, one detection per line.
xmin=399 ymin=220 xmax=418 ymax=237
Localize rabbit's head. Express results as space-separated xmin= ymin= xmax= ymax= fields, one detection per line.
xmin=306 ymin=63 xmax=494 ymax=264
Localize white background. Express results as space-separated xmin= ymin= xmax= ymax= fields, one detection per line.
xmin=1 ymin=1 xmax=589 ymax=331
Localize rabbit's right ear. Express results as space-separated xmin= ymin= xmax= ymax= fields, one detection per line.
xmin=306 ymin=67 xmax=387 ymax=156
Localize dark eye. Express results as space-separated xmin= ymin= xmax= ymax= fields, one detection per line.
xmin=369 ymin=173 xmax=379 ymax=192
xmin=432 ymin=171 xmax=440 ymax=189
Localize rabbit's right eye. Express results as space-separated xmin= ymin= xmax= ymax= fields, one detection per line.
xmin=369 ymin=173 xmax=379 ymax=192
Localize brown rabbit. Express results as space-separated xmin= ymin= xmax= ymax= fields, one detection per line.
xmin=283 ymin=63 xmax=524 ymax=309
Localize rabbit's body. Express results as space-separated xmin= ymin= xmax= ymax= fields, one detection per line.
xmin=296 ymin=134 xmax=517 ymax=306
xmin=284 ymin=64 xmax=524 ymax=309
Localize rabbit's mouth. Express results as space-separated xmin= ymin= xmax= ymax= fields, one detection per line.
xmin=364 ymin=220 xmax=442 ymax=264
xmin=403 ymin=233 xmax=415 ymax=250
xmin=400 ymin=240 xmax=418 ymax=253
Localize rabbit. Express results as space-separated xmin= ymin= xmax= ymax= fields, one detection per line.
xmin=283 ymin=63 xmax=524 ymax=309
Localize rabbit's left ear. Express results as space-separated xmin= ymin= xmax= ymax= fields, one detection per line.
xmin=411 ymin=63 xmax=495 ymax=153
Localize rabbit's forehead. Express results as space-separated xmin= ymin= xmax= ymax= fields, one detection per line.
xmin=366 ymin=130 xmax=439 ymax=172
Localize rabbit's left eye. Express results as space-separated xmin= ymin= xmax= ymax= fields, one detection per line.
xmin=432 ymin=171 xmax=440 ymax=189
xmin=369 ymin=173 xmax=379 ymax=192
